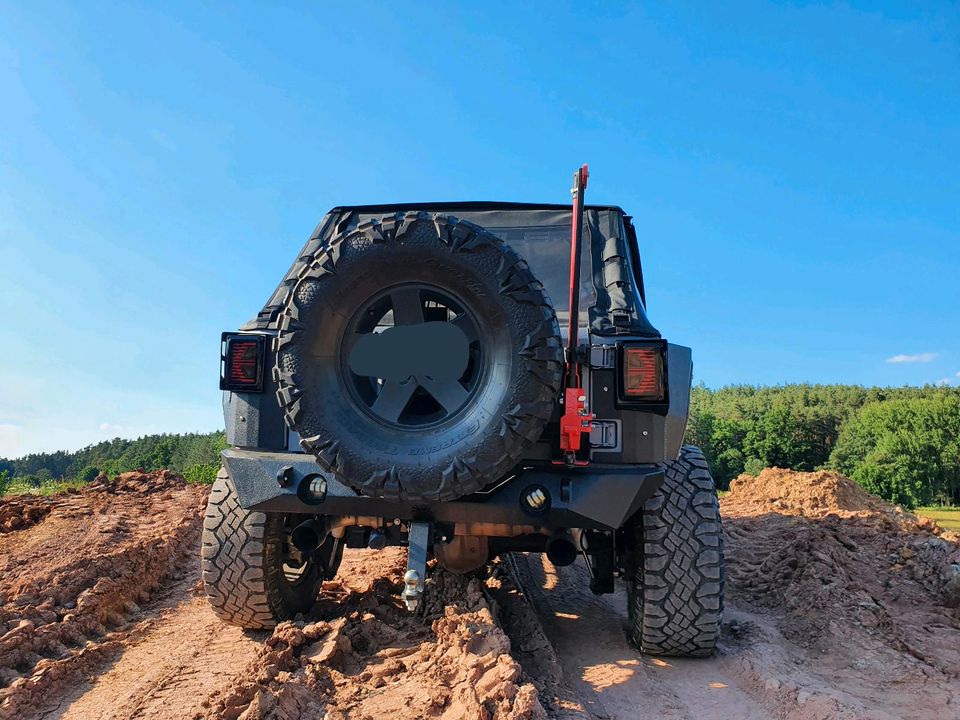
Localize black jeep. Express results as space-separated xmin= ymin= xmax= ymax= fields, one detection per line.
xmin=204 ymin=176 xmax=724 ymax=657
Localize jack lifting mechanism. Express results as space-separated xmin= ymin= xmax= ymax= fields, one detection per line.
xmin=398 ymin=165 xmax=595 ymax=612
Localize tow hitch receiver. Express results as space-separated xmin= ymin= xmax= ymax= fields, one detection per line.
xmin=402 ymin=521 xmax=431 ymax=611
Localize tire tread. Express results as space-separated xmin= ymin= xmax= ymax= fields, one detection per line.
xmin=628 ymin=445 xmax=725 ymax=657
xmin=202 ymin=468 xmax=320 ymax=629
xmin=273 ymin=212 xmax=564 ymax=504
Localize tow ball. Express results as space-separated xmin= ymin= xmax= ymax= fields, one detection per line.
xmin=402 ymin=521 xmax=432 ymax=612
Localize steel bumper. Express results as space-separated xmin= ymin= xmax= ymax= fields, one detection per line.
xmin=222 ymin=448 xmax=665 ymax=530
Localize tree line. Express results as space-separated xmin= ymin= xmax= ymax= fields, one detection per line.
xmin=3 ymin=384 xmax=959 ymax=508
xmin=686 ymin=384 xmax=960 ymax=508
xmin=0 ymin=431 xmax=226 ymax=488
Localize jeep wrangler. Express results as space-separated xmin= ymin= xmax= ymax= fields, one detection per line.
xmin=203 ymin=167 xmax=724 ymax=657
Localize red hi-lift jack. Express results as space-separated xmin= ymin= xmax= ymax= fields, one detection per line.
xmin=556 ymin=164 xmax=594 ymax=467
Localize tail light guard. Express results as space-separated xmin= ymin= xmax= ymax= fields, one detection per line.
xmin=616 ymin=339 xmax=670 ymax=410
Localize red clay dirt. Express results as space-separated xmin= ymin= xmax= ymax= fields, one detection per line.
xmin=0 ymin=467 xmax=957 ymax=719
xmin=720 ymin=468 xmax=960 ymax=719
xmin=200 ymin=551 xmax=547 ymax=720
xmin=0 ymin=493 xmax=54 ymax=534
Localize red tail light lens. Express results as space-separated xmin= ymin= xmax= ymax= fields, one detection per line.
xmin=622 ymin=345 xmax=665 ymax=400
xmin=220 ymin=334 xmax=265 ymax=392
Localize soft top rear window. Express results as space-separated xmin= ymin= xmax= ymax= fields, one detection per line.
xmin=489 ymin=225 xmax=594 ymax=328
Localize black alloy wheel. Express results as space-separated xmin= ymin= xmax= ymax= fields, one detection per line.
xmin=342 ymin=284 xmax=484 ymax=429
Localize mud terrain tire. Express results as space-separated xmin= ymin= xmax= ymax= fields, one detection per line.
xmin=202 ymin=468 xmax=326 ymax=629
xmin=273 ymin=212 xmax=563 ymax=504
xmin=627 ymin=445 xmax=724 ymax=657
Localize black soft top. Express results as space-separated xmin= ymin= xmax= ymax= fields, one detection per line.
xmin=328 ymin=201 xmax=628 ymax=214
xmin=244 ymin=204 xmax=658 ymax=338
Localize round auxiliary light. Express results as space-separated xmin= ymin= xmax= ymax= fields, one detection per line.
xmin=520 ymin=484 xmax=551 ymax=515
xmin=297 ymin=474 xmax=328 ymax=505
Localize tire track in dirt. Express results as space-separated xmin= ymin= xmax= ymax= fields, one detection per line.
xmin=509 ymin=553 xmax=774 ymax=720
xmin=0 ymin=472 xmax=263 ymax=720
xmin=49 ymin=572 xmax=265 ymax=720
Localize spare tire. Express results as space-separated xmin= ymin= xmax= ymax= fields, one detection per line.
xmin=273 ymin=212 xmax=563 ymax=503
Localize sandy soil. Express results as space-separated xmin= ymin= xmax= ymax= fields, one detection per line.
xmin=0 ymin=468 xmax=958 ymax=719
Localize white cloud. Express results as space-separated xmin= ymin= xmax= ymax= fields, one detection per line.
xmin=886 ymin=352 xmax=938 ymax=364
xmin=936 ymin=378 xmax=953 ymax=387
xmin=0 ymin=424 xmax=24 ymax=457
xmin=956 ymin=371 xmax=960 ymax=378
xmin=98 ymin=423 xmax=124 ymax=433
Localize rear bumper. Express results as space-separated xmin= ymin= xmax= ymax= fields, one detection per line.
xmin=223 ymin=448 xmax=664 ymax=530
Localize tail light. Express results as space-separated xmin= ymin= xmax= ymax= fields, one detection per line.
xmin=220 ymin=333 xmax=266 ymax=392
xmin=621 ymin=344 xmax=665 ymax=401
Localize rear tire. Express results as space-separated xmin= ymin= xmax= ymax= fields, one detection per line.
xmin=626 ymin=445 xmax=724 ymax=657
xmin=201 ymin=468 xmax=329 ymax=629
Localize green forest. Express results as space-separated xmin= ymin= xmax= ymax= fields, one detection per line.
xmin=687 ymin=384 xmax=960 ymax=508
xmin=2 ymin=384 xmax=959 ymax=509
xmin=0 ymin=431 xmax=226 ymax=495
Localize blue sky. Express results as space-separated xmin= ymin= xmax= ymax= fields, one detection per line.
xmin=1 ymin=1 xmax=957 ymax=457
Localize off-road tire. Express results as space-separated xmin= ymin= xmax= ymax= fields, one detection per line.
xmin=627 ymin=445 xmax=724 ymax=657
xmin=272 ymin=211 xmax=563 ymax=504
xmin=202 ymin=468 xmax=325 ymax=629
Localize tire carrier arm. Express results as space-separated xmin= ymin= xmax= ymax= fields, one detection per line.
xmin=403 ymin=167 xmax=591 ymax=611
xmin=558 ymin=164 xmax=595 ymax=467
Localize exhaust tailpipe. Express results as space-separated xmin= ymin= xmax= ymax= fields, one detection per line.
xmin=545 ymin=530 xmax=578 ymax=567
xmin=291 ymin=519 xmax=326 ymax=554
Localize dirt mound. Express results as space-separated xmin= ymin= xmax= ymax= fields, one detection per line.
xmin=725 ymin=467 xmax=897 ymax=518
xmin=0 ymin=473 xmax=207 ymax=719
xmin=206 ymin=549 xmax=545 ymax=720
xmin=722 ymin=468 xmax=960 ymax=704
xmin=0 ymin=495 xmax=54 ymax=534
xmin=0 ymin=479 xmax=558 ymax=720
xmin=88 ymin=468 xmax=192 ymax=494
xmin=0 ymin=470 xmax=191 ymax=536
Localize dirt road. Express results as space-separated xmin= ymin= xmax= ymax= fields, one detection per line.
xmin=1 ymin=469 xmax=958 ymax=719
xmin=0 ymin=472 xmax=266 ymax=720
xmin=52 ymin=582 xmax=264 ymax=720
xmin=510 ymin=554 xmax=773 ymax=719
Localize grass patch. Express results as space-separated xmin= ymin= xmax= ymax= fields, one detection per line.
xmin=916 ymin=506 xmax=960 ymax=532
xmin=3 ymin=478 xmax=87 ymax=498
xmin=182 ymin=463 xmax=220 ymax=485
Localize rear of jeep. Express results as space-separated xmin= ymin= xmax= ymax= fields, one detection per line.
xmin=203 ymin=195 xmax=724 ymax=657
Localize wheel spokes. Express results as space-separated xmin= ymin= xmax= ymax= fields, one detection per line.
xmin=451 ymin=312 xmax=479 ymax=344
xmin=370 ymin=379 xmax=417 ymax=423
xmin=418 ymin=376 xmax=471 ymax=414
xmin=350 ymin=285 xmax=482 ymax=426
xmin=390 ymin=288 xmax=425 ymax=326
